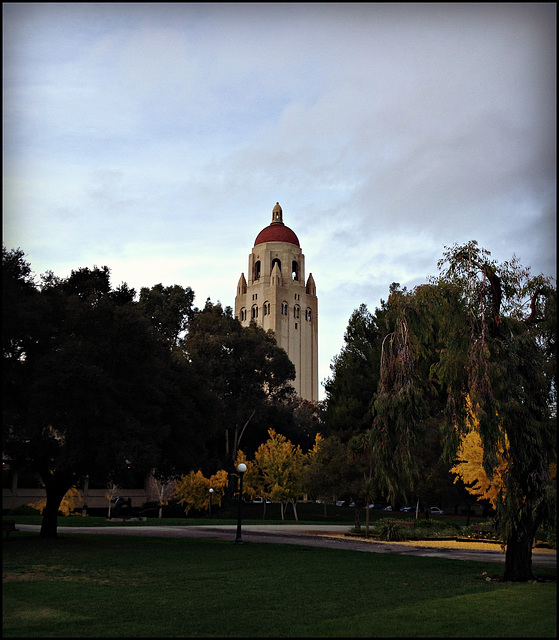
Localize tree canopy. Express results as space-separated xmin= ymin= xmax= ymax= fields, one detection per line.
xmin=323 ymin=241 xmax=556 ymax=581
xmin=2 ymin=247 xmax=209 ymax=537
xmin=183 ymin=300 xmax=297 ymax=467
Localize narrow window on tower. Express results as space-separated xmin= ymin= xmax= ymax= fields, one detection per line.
xmin=254 ymin=260 xmax=261 ymax=280
xmin=272 ymin=258 xmax=281 ymax=273
xmin=292 ymin=261 xmax=299 ymax=281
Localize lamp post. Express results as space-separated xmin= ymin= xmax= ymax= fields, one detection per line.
xmin=208 ymin=488 xmax=214 ymax=517
xmin=235 ymin=463 xmax=247 ymax=544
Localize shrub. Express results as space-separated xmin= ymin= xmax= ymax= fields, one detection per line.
xmin=536 ymin=524 xmax=557 ymax=549
xmin=465 ymin=521 xmax=500 ymax=540
xmin=374 ymin=519 xmax=410 ymax=541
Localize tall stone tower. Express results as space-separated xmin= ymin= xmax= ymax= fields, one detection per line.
xmin=235 ymin=203 xmax=318 ymax=402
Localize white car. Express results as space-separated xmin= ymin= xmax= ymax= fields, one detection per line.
xmin=429 ymin=506 xmax=444 ymax=515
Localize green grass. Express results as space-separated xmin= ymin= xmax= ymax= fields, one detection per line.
xmin=3 ymin=532 xmax=556 ymax=637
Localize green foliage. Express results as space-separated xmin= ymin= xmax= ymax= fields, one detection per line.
xmin=323 ymin=304 xmax=382 ymax=440
xmin=536 ymin=524 xmax=557 ymax=549
xmin=303 ymin=436 xmax=361 ymax=504
xmin=2 ymin=248 xmax=209 ymax=537
xmin=139 ymin=283 xmax=195 ymax=347
xmin=464 ymin=522 xmax=500 ymax=541
xmin=184 ymin=300 xmax=297 ymax=465
xmin=324 ymin=241 xmax=556 ymax=581
xmin=374 ymin=518 xmax=410 ymax=541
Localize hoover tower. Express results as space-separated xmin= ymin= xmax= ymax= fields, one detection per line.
xmin=234 ymin=203 xmax=318 ymax=402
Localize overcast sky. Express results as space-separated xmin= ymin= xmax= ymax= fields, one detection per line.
xmin=3 ymin=3 xmax=556 ymax=399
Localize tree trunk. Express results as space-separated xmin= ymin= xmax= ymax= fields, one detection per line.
xmin=503 ymin=529 xmax=536 ymax=582
xmin=291 ymin=499 xmax=298 ymax=521
xmin=40 ymin=484 xmax=68 ymax=538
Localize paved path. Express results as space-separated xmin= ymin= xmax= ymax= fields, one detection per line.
xmin=15 ymin=524 xmax=556 ymax=568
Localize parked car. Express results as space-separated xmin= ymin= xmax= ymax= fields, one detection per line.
xmin=252 ymin=497 xmax=263 ymax=504
xmin=400 ymin=506 xmax=413 ymax=512
xmin=429 ymin=506 xmax=444 ymax=515
xmin=335 ymin=500 xmax=345 ymax=506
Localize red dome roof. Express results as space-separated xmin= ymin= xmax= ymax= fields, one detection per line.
xmin=254 ymin=224 xmax=300 ymax=247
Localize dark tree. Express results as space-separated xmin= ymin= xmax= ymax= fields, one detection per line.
xmin=138 ymin=283 xmax=195 ymax=348
xmin=183 ymin=300 xmax=296 ymax=467
xmin=372 ymin=242 xmax=556 ymax=581
xmin=323 ymin=304 xmax=383 ymax=441
xmin=2 ymin=248 xmax=207 ymax=537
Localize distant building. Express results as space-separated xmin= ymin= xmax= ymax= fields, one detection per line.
xmin=234 ymin=203 xmax=319 ymax=402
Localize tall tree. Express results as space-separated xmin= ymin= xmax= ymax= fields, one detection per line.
xmin=2 ymin=248 xmax=207 ymax=537
xmin=323 ymin=304 xmax=383 ymax=441
xmin=373 ymin=242 xmax=556 ymax=581
xmin=138 ymin=283 xmax=195 ymax=348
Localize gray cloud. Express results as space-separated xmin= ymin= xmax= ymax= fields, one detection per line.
xmin=3 ymin=3 xmax=555 ymax=397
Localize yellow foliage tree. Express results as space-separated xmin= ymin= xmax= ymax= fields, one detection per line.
xmin=234 ymin=450 xmax=263 ymax=502
xmin=29 ymin=486 xmax=83 ymax=516
xmin=253 ymin=429 xmax=305 ymax=520
xmin=450 ymin=397 xmax=509 ymax=509
xmin=175 ymin=469 xmax=228 ymax=515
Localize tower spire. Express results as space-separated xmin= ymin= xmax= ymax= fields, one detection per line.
xmin=271 ymin=202 xmax=283 ymax=225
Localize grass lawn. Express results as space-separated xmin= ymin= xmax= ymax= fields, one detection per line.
xmin=3 ymin=532 xmax=556 ymax=638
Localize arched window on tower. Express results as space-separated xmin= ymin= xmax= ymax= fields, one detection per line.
xmin=294 ymin=305 xmax=300 ymax=319
xmin=263 ymin=301 xmax=270 ymax=316
xmin=271 ymin=258 xmax=281 ymax=273
xmin=306 ymin=308 xmax=312 ymax=322
xmin=251 ymin=305 xmax=258 ymax=319
xmin=291 ymin=261 xmax=299 ymax=281
xmin=240 ymin=308 xmax=247 ymax=321
xmin=254 ymin=260 xmax=261 ymax=280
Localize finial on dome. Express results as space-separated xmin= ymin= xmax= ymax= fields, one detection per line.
xmin=271 ymin=202 xmax=283 ymax=225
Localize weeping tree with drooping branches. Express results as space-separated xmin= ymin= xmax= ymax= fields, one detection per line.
xmin=371 ymin=241 xmax=556 ymax=581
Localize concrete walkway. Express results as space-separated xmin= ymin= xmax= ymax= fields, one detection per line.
xmin=14 ymin=524 xmax=556 ymax=568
